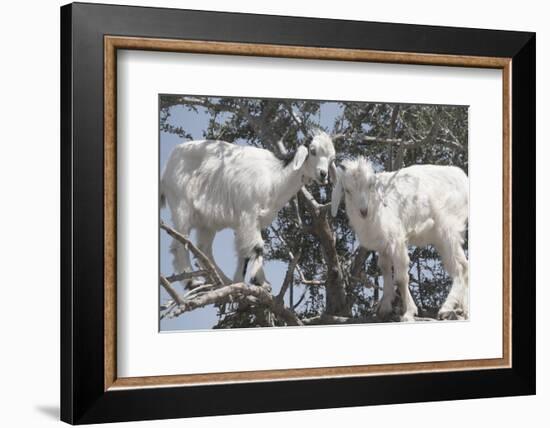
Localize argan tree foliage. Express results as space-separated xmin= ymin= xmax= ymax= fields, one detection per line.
xmin=159 ymin=96 xmax=468 ymax=327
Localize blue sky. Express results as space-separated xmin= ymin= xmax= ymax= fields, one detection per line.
xmin=159 ymin=99 xmax=342 ymax=331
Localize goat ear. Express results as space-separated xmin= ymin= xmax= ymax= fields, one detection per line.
xmin=331 ymin=178 xmax=343 ymax=217
xmin=329 ymin=161 xmax=338 ymax=184
xmin=293 ymin=145 xmax=308 ymax=170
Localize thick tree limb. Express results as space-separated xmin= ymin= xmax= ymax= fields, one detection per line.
xmin=299 ymin=187 xmax=331 ymax=215
xmin=299 ymin=187 xmax=321 ymax=211
xmin=298 ymin=188 xmax=348 ymax=316
xmin=302 ymin=314 xmax=374 ymax=325
xmin=171 ymin=282 xmax=303 ymax=326
xmin=165 ymin=269 xmax=209 ymax=283
xmin=302 ymin=313 xmax=439 ymax=325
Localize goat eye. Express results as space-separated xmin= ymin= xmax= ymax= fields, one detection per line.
xmin=309 ymin=147 xmax=316 ymax=156
xmin=345 ymin=189 xmax=350 ymax=195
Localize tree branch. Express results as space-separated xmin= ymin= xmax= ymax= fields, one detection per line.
xmin=296 ymin=265 xmax=323 ymax=286
xmin=298 ymin=188 xmax=348 ymax=316
xmin=271 ymin=224 xmax=321 ymax=288
xmin=350 ymin=247 xmax=369 ymax=281
xmin=299 ymin=187 xmax=321 ymax=211
xmin=235 ymin=99 xmax=280 ymax=147
xmin=292 ymin=197 xmax=303 ymax=228
xmin=165 ymin=269 xmax=209 ymax=284
xmin=302 ymin=313 xmax=438 ymax=325
xmin=171 ymin=282 xmax=303 ymax=326
xmin=160 ymin=221 xmax=227 ymax=286
xmin=160 ymin=275 xmax=184 ymax=306
xmin=284 ymin=102 xmax=310 ymax=137
xmin=302 ymin=314 xmax=374 ymax=325
xmin=276 ymin=247 xmax=303 ymax=302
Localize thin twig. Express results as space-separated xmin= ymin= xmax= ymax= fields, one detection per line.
xmin=296 ymin=266 xmax=323 ymax=286
xmin=271 ymin=225 xmax=322 ymax=287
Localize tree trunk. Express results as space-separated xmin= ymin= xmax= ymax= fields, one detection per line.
xmin=307 ymin=202 xmax=348 ymax=316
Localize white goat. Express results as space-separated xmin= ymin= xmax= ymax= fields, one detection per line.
xmin=331 ymin=157 xmax=469 ymax=321
xmin=161 ymin=131 xmax=336 ymax=288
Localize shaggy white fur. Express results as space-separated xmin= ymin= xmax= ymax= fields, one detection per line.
xmin=161 ymin=131 xmax=336 ymax=287
xmin=331 ymin=157 xmax=469 ymax=321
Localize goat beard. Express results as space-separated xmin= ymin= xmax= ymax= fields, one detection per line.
xmin=302 ymin=176 xmax=328 ymax=185
xmin=308 ymin=176 xmax=328 ymax=185
xmin=317 ymin=177 xmax=329 ymax=185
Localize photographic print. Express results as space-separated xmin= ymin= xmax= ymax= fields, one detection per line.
xmin=62 ymin=7 xmax=533 ymax=422
xmin=159 ymin=95 xmax=469 ymax=331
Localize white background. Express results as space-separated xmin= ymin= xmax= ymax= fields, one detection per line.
xmin=0 ymin=0 xmax=546 ymax=427
xmin=118 ymin=51 xmax=503 ymax=377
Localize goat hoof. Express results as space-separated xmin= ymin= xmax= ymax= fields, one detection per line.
xmin=438 ymin=309 xmax=459 ymax=320
xmin=250 ymin=276 xmax=267 ymax=287
xmin=453 ymin=308 xmax=467 ymax=320
xmin=400 ymin=314 xmax=416 ymax=322
xmin=183 ymin=279 xmax=202 ymax=291
xmin=454 ymin=307 xmax=467 ymax=318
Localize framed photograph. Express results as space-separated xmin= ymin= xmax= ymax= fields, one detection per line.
xmin=61 ymin=2 xmax=535 ymax=424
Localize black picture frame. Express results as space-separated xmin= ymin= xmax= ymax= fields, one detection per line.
xmin=61 ymin=2 xmax=535 ymax=424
